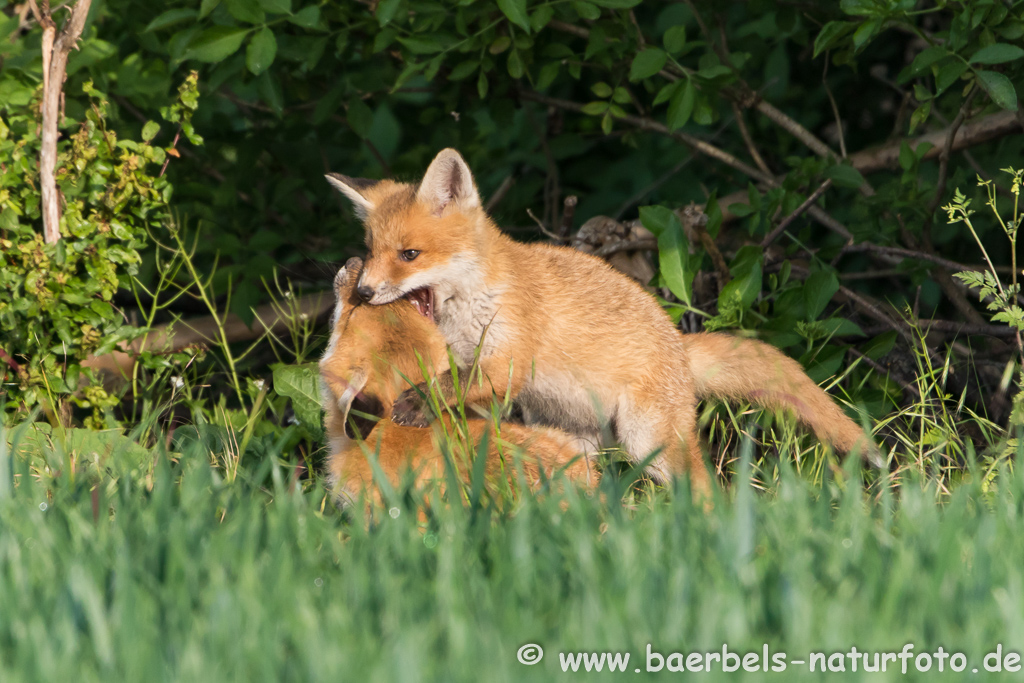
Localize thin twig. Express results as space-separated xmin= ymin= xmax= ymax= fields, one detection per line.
xmin=761 ymin=179 xmax=833 ymax=248
xmin=847 ymin=346 xmax=921 ymax=398
xmin=159 ymin=126 xmax=182 ymax=178
xmin=525 ymin=207 xmax=565 ymax=242
xmin=484 ymin=172 xmax=515 ymax=212
xmin=926 ymin=85 xmax=979 ymax=221
xmin=559 ymin=195 xmax=577 ymax=240
xmin=592 ymin=237 xmax=658 ymax=258
xmin=838 ymin=242 xmax=971 ymax=274
xmin=730 ymin=100 xmax=771 ymax=176
xmin=519 ymin=91 xmax=773 ymax=186
xmin=822 ymin=58 xmax=847 ymax=159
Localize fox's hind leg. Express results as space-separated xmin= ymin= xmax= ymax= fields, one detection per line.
xmin=616 ymin=381 xmax=710 ymax=496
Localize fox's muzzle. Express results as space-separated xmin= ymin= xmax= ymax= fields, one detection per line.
xmin=356 ymin=284 xmax=374 ymax=302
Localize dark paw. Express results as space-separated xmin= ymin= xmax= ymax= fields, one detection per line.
xmin=392 ymin=388 xmax=431 ymax=427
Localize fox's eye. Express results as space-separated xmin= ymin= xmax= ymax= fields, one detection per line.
xmin=400 ymin=249 xmax=421 ymax=262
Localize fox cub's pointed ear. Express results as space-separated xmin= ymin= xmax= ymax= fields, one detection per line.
xmin=417 ymin=148 xmax=480 ymax=216
xmin=326 ymin=174 xmax=377 ymax=220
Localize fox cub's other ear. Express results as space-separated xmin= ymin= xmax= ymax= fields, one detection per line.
xmin=326 ymin=174 xmax=377 ymax=220
xmin=416 ymin=148 xmax=480 ymax=216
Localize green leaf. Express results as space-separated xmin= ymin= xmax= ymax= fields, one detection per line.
xmin=347 ymin=98 xmax=373 ymax=137
xmin=640 ymin=206 xmax=694 ymax=306
xmin=813 ymin=21 xmax=853 ymax=58
xmin=199 ymin=0 xmax=221 ymax=19
xmin=629 ymin=48 xmax=667 ymax=82
xmin=906 ymin=46 xmax=948 ymax=77
xmin=666 ymin=79 xmax=695 ymax=130
xmin=257 ymin=0 xmax=291 ymax=12
xmin=581 ymin=101 xmax=609 ymax=115
xmin=273 ymin=364 xmax=324 ymax=437
xmin=935 ymin=60 xmax=968 ymax=95
xmin=653 ymin=81 xmax=679 ymax=106
xmin=256 ymin=71 xmax=283 ymax=115
xmin=803 ymin=270 xmax=840 ymax=320
xmin=225 ymin=0 xmax=265 ymax=24
xmin=477 ymin=70 xmax=489 ymax=98
xmin=591 ymin=81 xmax=612 ymax=98
xmin=852 ymin=18 xmax=882 ymax=51
xmin=530 ymin=5 xmax=554 ymax=32
xmin=185 ymin=27 xmax=250 ymax=63
xmin=898 ymin=140 xmax=915 ymax=171
xmin=246 ymin=27 xmax=277 ymax=75
xmin=497 ymin=0 xmax=531 ymax=33
xmin=141 ymin=121 xmax=160 ymax=142
xmin=826 ymin=163 xmax=866 ymax=189
xmin=449 ymin=60 xmax=478 ymax=81
xmin=663 ymin=25 xmax=686 ymax=55
xmin=908 ymin=101 xmax=931 ymax=133
xmin=840 ymin=0 xmax=878 ymax=16
xmin=589 ymin=0 xmax=642 ymax=7
xmin=976 ymin=70 xmax=1018 ymax=111
xmin=144 ymin=9 xmax=198 ymax=33
xmin=398 ymin=35 xmax=443 ymax=54
xmin=489 ymin=36 xmax=511 ymax=54
xmin=288 ymin=5 xmax=320 ymax=28
xmin=537 ymin=61 xmax=560 ymax=90
xmin=507 ymin=50 xmax=524 ymax=79
xmin=697 ymin=64 xmax=732 ymax=80
xmin=969 ymin=43 xmax=1024 ymax=65
xmin=572 ymin=1 xmax=600 ymax=20
xmin=376 ymin=0 xmax=402 ymax=25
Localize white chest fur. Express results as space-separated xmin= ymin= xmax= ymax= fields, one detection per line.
xmin=436 ymin=282 xmax=507 ymax=366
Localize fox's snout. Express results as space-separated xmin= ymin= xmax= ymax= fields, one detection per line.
xmin=355 ymin=284 xmax=374 ymax=302
xmin=354 ymin=264 xmax=399 ymax=305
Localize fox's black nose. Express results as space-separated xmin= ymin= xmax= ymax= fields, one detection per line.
xmin=356 ymin=285 xmax=374 ymax=302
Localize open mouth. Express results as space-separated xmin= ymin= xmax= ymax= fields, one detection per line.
xmin=404 ymin=287 xmax=435 ymax=322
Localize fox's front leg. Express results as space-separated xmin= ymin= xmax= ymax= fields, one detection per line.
xmin=392 ymin=355 xmax=521 ymax=427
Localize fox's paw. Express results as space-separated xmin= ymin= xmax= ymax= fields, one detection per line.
xmin=392 ymin=388 xmax=431 ymax=428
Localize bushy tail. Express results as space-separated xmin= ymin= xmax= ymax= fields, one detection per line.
xmin=681 ymin=332 xmax=874 ymax=457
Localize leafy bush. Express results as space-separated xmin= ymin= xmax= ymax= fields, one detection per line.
xmin=0 ymin=70 xmax=199 ymax=420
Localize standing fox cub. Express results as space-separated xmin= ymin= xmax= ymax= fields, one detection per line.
xmin=326 ymin=149 xmax=873 ymax=493
xmin=320 ymin=257 xmax=594 ymax=509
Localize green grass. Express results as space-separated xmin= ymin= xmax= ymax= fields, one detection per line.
xmin=2 ymin=424 xmax=1024 ymax=682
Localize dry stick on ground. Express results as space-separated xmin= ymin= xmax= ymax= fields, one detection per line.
xmin=29 ymin=0 xmax=93 ymax=244
xmin=84 ymin=293 xmax=334 ymax=383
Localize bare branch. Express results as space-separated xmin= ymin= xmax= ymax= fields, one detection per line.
xmin=761 ymin=179 xmax=832 ymax=248
xmin=38 ymin=0 xmax=92 ymax=244
xmin=559 ymin=195 xmax=577 ymax=240
xmin=730 ymin=100 xmax=772 ymax=177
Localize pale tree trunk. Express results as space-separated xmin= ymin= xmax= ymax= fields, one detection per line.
xmin=30 ymin=0 xmax=93 ymax=244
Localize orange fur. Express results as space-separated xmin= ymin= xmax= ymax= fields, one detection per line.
xmin=319 ymin=258 xmax=595 ymax=510
xmin=327 ymin=149 xmax=875 ymax=495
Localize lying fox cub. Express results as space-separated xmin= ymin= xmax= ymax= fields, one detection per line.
xmin=326 ymin=149 xmax=876 ymax=494
xmin=319 ymin=257 xmax=596 ymax=509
